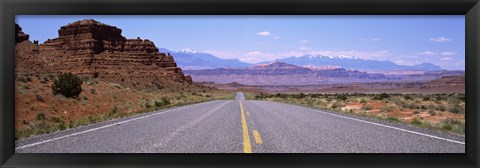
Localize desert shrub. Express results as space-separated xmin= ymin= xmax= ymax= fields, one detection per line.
xmin=90 ymin=88 xmax=96 ymax=94
xmin=411 ymin=118 xmax=422 ymax=125
xmin=58 ymin=123 xmax=67 ymax=130
xmin=331 ymin=104 xmax=337 ymax=109
xmin=361 ymin=105 xmax=373 ymax=111
xmin=442 ymin=123 xmax=453 ymax=130
xmin=18 ymin=76 xmax=28 ymax=83
xmin=51 ymin=116 xmax=63 ymax=123
xmin=51 ymin=73 xmax=83 ymax=98
xmin=404 ymin=95 xmax=412 ymax=100
xmin=36 ymin=112 xmax=46 ymax=121
xmin=163 ymin=97 xmax=171 ymax=104
xmin=381 ymin=105 xmax=396 ymax=113
xmin=294 ymin=93 xmax=306 ymax=99
xmin=359 ymin=98 xmax=368 ymax=104
xmin=145 ymin=102 xmax=153 ymax=109
xmin=112 ymin=106 xmax=119 ymax=114
xmin=448 ymin=105 xmax=463 ymax=114
xmin=443 ymin=119 xmax=463 ymax=125
xmin=386 ymin=116 xmax=400 ymax=122
xmin=423 ymin=97 xmax=430 ymax=101
xmin=154 ymin=100 xmax=163 ymax=107
xmin=428 ymin=109 xmax=436 ymax=116
xmin=336 ymin=95 xmax=347 ymax=101
xmin=413 ymin=110 xmax=420 ymax=114
xmin=330 ymin=102 xmax=346 ymax=110
xmin=375 ymin=93 xmax=390 ymax=100
xmin=436 ymin=104 xmax=446 ymax=111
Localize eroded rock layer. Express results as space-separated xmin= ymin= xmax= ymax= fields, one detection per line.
xmin=16 ymin=19 xmax=192 ymax=90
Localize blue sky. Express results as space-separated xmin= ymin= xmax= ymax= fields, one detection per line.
xmin=16 ymin=15 xmax=465 ymax=70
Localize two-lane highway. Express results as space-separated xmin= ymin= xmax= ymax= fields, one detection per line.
xmin=16 ymin=92 xmax=465 ymax=153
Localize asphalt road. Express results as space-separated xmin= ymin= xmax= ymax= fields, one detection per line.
xmin=16 ymin=92 xmax=465 ymax=153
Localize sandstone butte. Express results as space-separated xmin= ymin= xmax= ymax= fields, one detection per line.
xmin=15 ymin=19 xmax=193 ymax=90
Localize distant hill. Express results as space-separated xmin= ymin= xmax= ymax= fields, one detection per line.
xmin=159 ymin=48 xmax=252 ymax=70
xmin=185 ymin=61 xmax=462 ymax=86
xmin=261 ymin=55 xmax=442 ymax=71
xmin=184 ymin=61 xmax=395 ymax=85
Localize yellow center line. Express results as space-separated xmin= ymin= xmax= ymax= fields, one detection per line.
xmin=240 ymin=101 xmax=252 ymax=153
xmin=252 ymin=130 xmax=263 ymax=144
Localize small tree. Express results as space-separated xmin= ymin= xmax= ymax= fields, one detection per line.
xmin=51 ymin=73 xmax=83 ymax=98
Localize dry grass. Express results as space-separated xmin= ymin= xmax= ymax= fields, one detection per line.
xmin=252 ymin=92 xmax=465 ymax=135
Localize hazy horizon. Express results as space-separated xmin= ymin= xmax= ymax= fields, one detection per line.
xmin=16 ymin=15 xmax=465 ymax=70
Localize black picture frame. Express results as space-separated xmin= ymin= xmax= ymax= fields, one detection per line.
xmin=1 ymin=0 xmax=479 ymax=167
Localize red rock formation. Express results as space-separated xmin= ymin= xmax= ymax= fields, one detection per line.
xmin=16 ymin=19 xmax=190 ymax=90
xmin=15 ymin=24 xmax=29 ymax=43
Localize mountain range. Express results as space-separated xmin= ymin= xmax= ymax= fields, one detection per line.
xmin=184 ymin=61 xmax=462 ymax=86
xmin=165 ymin=49 xmax=443 ymax=71
xmin=264 ymin=55 xmax=442 ymax=71
xmin=159 ymin=48 xmax=252 ymax=70
xmin=185 ymin=61 xmax=396 ymax=85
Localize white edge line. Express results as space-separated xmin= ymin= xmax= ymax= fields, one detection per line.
xmin=290 ymin=104 xmax=465 ymax=145
xmin=15 ymin=100 xmax=220 ymax=150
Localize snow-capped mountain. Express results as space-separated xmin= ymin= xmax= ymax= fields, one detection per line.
xmin=159 ymin=48 xmax=252 ymax=70
xmin=177 ymin=48 xmax=200 ymax=54
xmin=260 ymin=54 xmax=442 ymax=71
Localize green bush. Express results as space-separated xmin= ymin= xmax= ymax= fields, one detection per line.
xmin=381 ymin=106 xmax=395 ymax=113
xmin=112 ymin=106 xmax=119 ymax=114
xmin=359 ymin=98 xmax=368 ymax=104
xmin=331 ymin=104 xmax=337 ymax=109
xmin=336 ymin=95 xmax=347 ymax=101
xmin=155 ymin=97 xmax=171 ymax=107
xmin=51 ymin=116 xmax=62 ymax=123
xmin=404 ymin=95 xmax=412 ymax=100
xmin=448 ymin=105 xmax=463 ymax=114
xmin=386 ymin=116 xmax=400 ymax=122
xmin=411 ymin=118 xmax=422 ymax=125
xmin=361 ymin=105 xmax=372 ymax=111
xmin=374 ymin=93 xmax=390 ymax=100
xmin=145 ymin=102 xmax=153 ymax=109
xmin=442 ymin=124 xmax=453 ymax=130
xmin=36 ymin=112 xmax=46 ymax=121
xmin=51 ymin=73 xmax=83 ymax=98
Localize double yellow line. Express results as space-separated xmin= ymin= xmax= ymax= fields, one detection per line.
xmin=239 ymin=101 xmax=252 ymax=153
xmin=240 ymin=101 xmax=263 ymax=153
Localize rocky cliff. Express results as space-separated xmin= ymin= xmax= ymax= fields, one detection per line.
xmin=15 ymin=24 xmax=29 ymax=43
xmin=15 ymin=19 xmax=192 ymax=90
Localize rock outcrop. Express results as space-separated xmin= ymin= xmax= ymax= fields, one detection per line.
xmin=15 ymin=19 xmax=191 ymax=90
xmin=15 ymin=24 xmax=29 ymax=43
xmin=421 ymin=75 xmax=465 ymax=88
